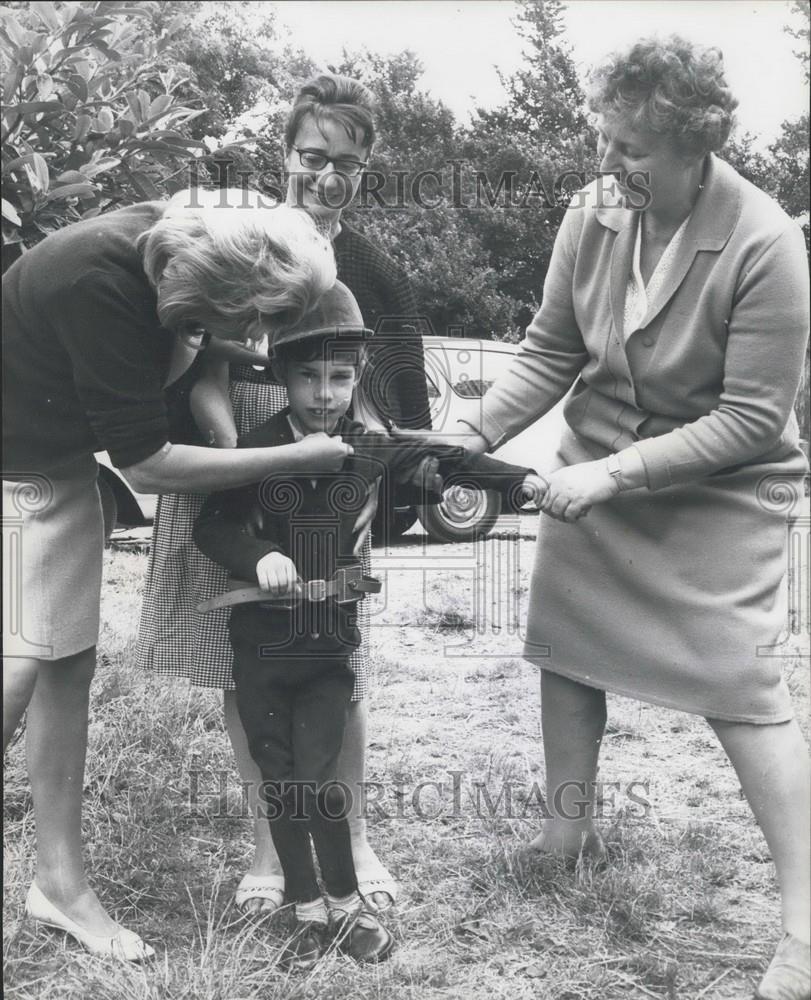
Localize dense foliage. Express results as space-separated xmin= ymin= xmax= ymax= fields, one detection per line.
xmin=2 ymin=0 xmax=808 ymax=359
xmin=0 ymin=1 xmax=213 ymax=268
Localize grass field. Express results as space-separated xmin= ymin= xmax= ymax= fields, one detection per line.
xmin=3 ymin=520 xmax=809 ymax=1000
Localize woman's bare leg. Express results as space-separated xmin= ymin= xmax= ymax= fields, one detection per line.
xmin=223 ymin=689 xmax=284 ymax=913
xmin=3 ymin=657 xmax=39 ymax=751
xmin=26 ymin=647 xmax=122 ymax=933
xmin=708 ymin=716 xmax=810 ymax=943
xmin=339 ymin=699 xmax=395 ymax=908
xmin=223 ymin=688 xmax=282 ymax=872
xmin=529 ymin=669 xmax=607 ymax=855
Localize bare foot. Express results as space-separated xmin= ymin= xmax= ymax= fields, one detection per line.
xmin=237 ymin=848 xmax=286 ymax=916
xmin=351 ymin=840 xmax=397 ymax=911
xmin=526 ymin=821 xmax=607 ymax=863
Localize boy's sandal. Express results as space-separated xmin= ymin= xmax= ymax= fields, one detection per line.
xmin=355 ymin=865 xmax=398 ymax=911
xmin=234 ymin=873 xmax=286 ymax=915
xmin=755 ymin=933 xmax=811 ymax=1000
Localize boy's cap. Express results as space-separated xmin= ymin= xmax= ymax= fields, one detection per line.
xmin=271 ymin=280 xmax=373 ymax=352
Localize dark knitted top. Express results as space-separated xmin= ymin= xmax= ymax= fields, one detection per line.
xmin=2 ymin=203 xmax=171 ymax=477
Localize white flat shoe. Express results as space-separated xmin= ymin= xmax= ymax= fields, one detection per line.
xmin=355 ymin=863 xmax=398 ymax=911
xmin=233 ymin=873 xmax=286 ymax=914
xmin=25 ymin=882 xmax=155 ymax=962
xmin=755 ymin=933 xmax=811 ymax=1000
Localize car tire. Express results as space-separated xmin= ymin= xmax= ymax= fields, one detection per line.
xmin=97 ymin=474 xmax=118 ymax=544
xmin=417 ymin=487 xmax=501 ymax=543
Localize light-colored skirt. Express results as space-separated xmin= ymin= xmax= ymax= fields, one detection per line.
xmin=524 ymin=427 xmax=807 ymax=723
xmin=2 ymin=464 xmax=103 ymax=661
xmin=135 ymin=373 xmax=371 ymax=699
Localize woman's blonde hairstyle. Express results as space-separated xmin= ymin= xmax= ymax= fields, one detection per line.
xmin=139 ymin=189 xmax=337 ymax=342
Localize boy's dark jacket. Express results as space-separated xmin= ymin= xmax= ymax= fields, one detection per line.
xmin=193 ymin=409 xmax=534 ymax=658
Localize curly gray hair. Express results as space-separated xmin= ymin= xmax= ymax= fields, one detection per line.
xmin=587 ymin=35 xmax=738 ymax=158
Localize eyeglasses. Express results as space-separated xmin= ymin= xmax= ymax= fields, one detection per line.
xmin=292 ymin=147 xmax=368 ymax=177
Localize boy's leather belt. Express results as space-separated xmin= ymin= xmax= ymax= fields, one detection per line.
xmin=197 ymin=565 xmax=381 ymax=613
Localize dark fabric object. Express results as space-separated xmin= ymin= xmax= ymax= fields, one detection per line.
xmin=306 ymin=782 xmax=357 ymax=898
xmin=230 ymin=598 xmax=360 ymax=667
xmin=333 ymin=223 xmax=431 ymax=429
xmin=2 ymin=203 xmax=173 ymax=475
xmin=265 ymin=794 xmax=323 ymax=904
xmin=264 ymin=784 xmax=358 ymax=903
xmin=232 ymin=645 xmax=356 ymax=903
xmin=342 ymin=429 xmax=538 ymax=510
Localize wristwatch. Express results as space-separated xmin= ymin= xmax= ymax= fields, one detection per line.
xmin=605 ymin=453 xmax=624 ymax=493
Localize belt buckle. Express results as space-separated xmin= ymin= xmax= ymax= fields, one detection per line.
xmin=307 ymin=579 xmax=327 ymax=602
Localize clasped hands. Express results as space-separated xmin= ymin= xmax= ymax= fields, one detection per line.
xmin=391 ymin=427 xmax=619 ymax=523
xmin=522 ymin=460 xmax=619 ymax=522
xmin=490 ymin=460 xmax=617 ymax=522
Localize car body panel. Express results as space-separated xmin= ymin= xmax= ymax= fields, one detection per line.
xmin=422 ymin=337 xmax=566 ymax=474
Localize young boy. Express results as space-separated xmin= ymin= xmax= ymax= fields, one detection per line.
xmin=193 ymin=283 xmax=541 ymax=970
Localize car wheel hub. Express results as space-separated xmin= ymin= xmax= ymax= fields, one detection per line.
xmin=440 ymin=486 xmax=488 ymax=525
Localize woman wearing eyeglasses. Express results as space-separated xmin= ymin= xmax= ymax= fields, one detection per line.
xmin=136 ymin=74 xmax=429 ymax=918
xmin=2 ymin=198 xmax=342 ymax=960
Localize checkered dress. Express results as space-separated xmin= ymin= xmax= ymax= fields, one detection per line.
xmin=135 ymin=371 xmax=371 ymax=699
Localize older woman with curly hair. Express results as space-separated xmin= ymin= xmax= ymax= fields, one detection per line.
xmin=415 ymin=35 xmax=810 ymax=999
xmin=2 ymin=194 xmax=344 ymax=960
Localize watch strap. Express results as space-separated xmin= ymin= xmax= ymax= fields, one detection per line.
xmin=606 ymin=453 xmax=624 ymax=492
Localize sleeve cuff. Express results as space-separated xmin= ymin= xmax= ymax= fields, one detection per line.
xmin=107 ymin=432 xmax=170 ymax=470
xmin=628 ymin=438 xmax=672 ymax=491
xmin=456 ymin=417 xmax=499 ymax=450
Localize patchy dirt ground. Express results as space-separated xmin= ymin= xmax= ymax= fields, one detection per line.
xmin=3 ymin=512 xmax=809 ymax=1000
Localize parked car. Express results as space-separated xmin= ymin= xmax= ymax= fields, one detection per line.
xmin=96 ymin=335 xmax=566 ymax=543
xmin=407 ymin=336 xmax=565 ymax=542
